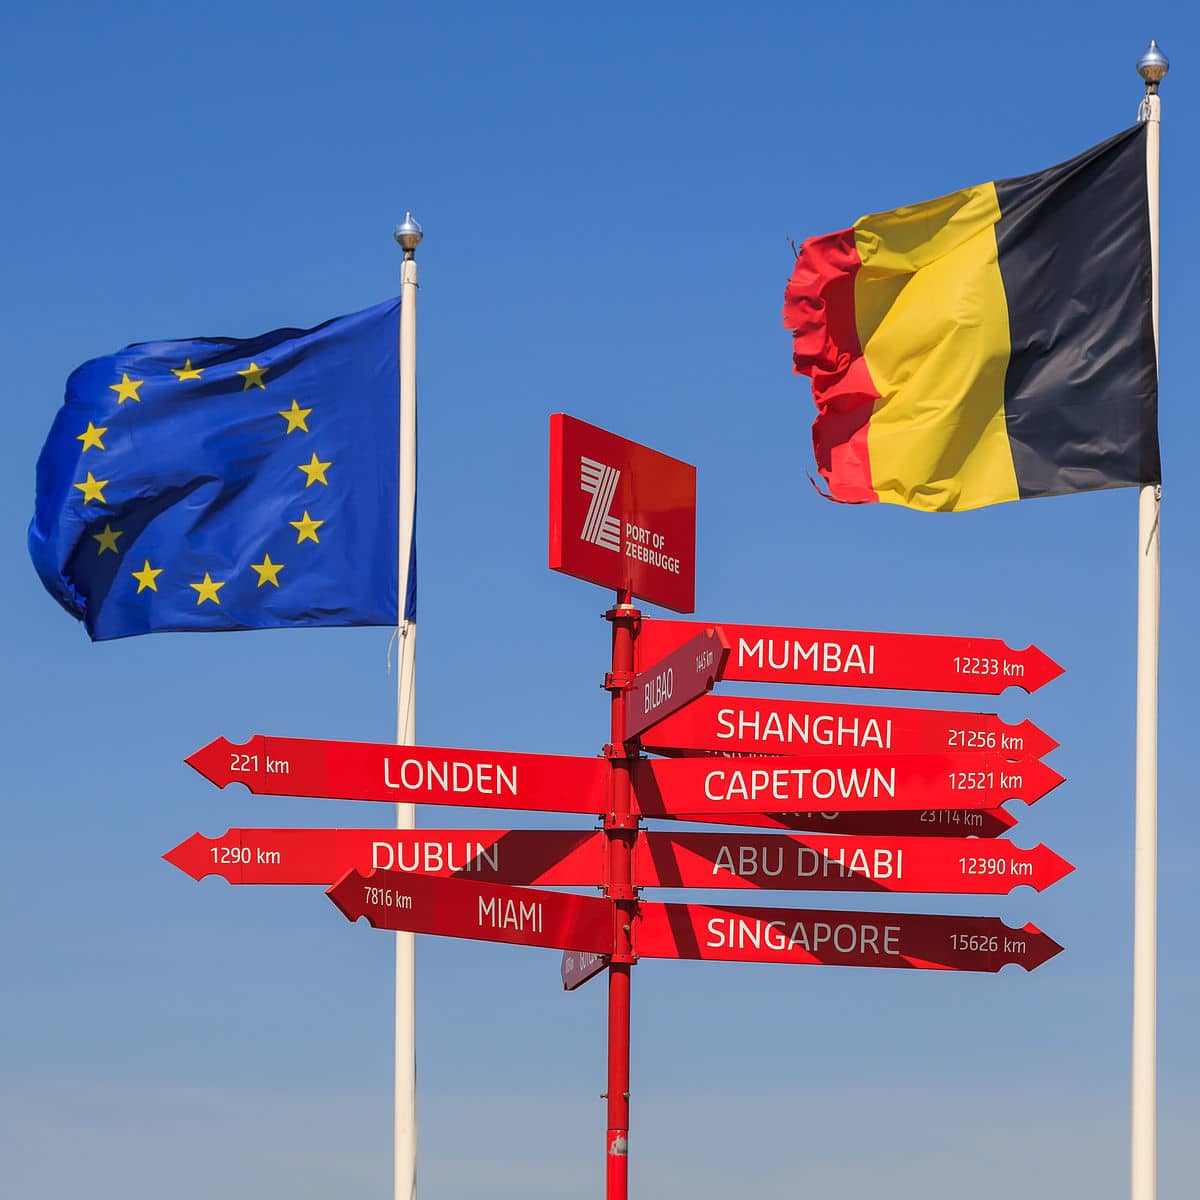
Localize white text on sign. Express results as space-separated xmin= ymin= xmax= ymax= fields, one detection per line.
xmin=706 ymin=916 xmax=901 ymax=957
xmin=704 ymin=766 xmax=896 ymax=803
xmin=372 ymin=841 xmax=502 ymax=873
xmin=625 ymin=522 xmax=680 ymax=575
xmin=739 ymin=637 xmax=875 ymax=677
xmin=715 ymin=707 xmax=893 ymax=750
xmin=383 ymin=757 xmax=519 ymax=796
xmin=711 ymin=843 xmax=905 ymax=882
xmin=478 ymin=895 xmax=543 ymax=934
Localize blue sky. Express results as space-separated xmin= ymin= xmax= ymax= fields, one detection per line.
xmin=3 ymin=4 xmax=1198 ymax=1197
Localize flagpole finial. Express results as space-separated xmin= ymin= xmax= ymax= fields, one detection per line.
xmin=1136 ymin=40 xmax=1169 ymax=93
xmin=394 ymin=212 xmax=423 ymax=259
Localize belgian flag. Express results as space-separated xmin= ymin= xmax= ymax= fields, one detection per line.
xmin=782 ymin=125 xmax=1159 ymax=512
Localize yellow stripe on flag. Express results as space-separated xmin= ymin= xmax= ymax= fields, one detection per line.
xmin=853 ymin=184 xmax=1020 ymax=512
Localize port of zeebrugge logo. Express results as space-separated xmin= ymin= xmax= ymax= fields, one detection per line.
xmin=579 ymin=456 xmax=621 ymax=553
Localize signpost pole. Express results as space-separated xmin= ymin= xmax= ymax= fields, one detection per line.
xmin=1132 ymin=41 xmax=1167 ymax=1200
xmin=393 ymin=211 xmax=422 ymax=1200
xmin=605 ymin=590 xmax=639 ymax=1200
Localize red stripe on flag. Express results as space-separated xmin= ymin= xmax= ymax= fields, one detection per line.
xmin=782 ymin=227 xmax=879 ymax=504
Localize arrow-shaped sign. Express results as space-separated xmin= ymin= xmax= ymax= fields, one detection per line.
xmin=636 ymin=903 xmax=1062 ymax=972
xmin=164 ymin=828 xmax=604 ymax=886
xmin=561 ymin=950 xmax=611 ymax=991
xmin=624 ymin=627 xmax=728 ymax=741
xmin=186 ymin=736 xmax=608 ymax=814
xmin=637 ymin=620 xmax=1063 ymax=695
xmin=631 ymin=753 xmax=1062 ymax=817
xmin=327 ymin=869 xmax=614 ymax=954
xmin=660 ymin=807 xmax=1018 ymax=839
xmin=634 ymin=831 xmax=1072 ymax=894
xmin=641 ymin=694 xmax=1057 ymax=759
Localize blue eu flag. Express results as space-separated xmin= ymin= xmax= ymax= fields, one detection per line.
xmin=29 ymin=297 xmax=414 ymax=641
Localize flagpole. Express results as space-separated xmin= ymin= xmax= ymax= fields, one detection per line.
xmin=1132 ymin=41 xmax=1166 ymax=1200
xmin=393 ymin=211 xmax=422 ymax=1200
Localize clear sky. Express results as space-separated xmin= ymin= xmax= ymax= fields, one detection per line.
xmin=3 ymin=4 xmax=1198 ymax=1198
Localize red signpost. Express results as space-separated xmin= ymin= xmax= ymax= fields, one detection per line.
xmin=327 ymin=869 xmax=615 ymax=954
xmin=186 ymin=736 xmax=608 ymax=814
xmin=636 ymin=903 xmax=1063 ymax=972
xmin=164 ymin=828 xmax=605 ymax=886
xmin=623 ymin=626 xmax=728 ymax=741
xmin=549 ymin=413 xmax=697 ymax=613
xmin=186 ymin=735 xmax=1061 ymax=821
xmin=641 ymin=693 xmax=1058 ymax=759
xmin=631 ymin=752 xmax=1063 ymax=816
xmin=165 ymin=825 xmax=1070 ymax=894
xmin=562 ymin=950 xmax=611 ymax=991
xmin=633 ymin=831 xmax=1072 ymax=894
xmin=172 ymin=414 xmax=1071 ymax=1200
xmin=664 ymin=806 xmax=1019 ymax=839
xmin=637 ymin=618 xmax=1063 ymax=695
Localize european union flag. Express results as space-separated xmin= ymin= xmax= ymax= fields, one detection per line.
xmin=29 ymin=297 xmax=414 ymax=641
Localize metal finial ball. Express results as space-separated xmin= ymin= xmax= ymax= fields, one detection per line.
xmin=394 ymin=212 xmax=423 ymax=253
xmin=1136 ymin=39 xmax=1169 ymax=88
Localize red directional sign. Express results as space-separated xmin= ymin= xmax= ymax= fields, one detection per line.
xmin=163 ymin=825 xmax=1068 ymax=895
xmin=187 ymin=736 xmax=608 ymax=814
xmin=632 ymin=831 xmax=1072 ymax=894
xmin=562 ymin=950 xmax=611 ymax=991
xmin=631 ymin=753 xmax=1062 ymax=817
xmin=164 ymin=828 xmax=605 ymax=887
xmin=328 ymin=869 xmax=615 ymax=954
xmin=664 ymin=807 xmax=1018 ymax=839
xmin=636 ymin=619 xmax=1063 ymax=695
xmin=636 ymin=903 xmax=1062 ymax=972
xmin=641 ymin=694 xmax=1057 ymax=760
xmin=549 ymin=414 xmax=697 ymax=613
xmin=624 ymin=627 xmax=729 ymax=741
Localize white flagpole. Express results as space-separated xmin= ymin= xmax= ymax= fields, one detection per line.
xmin=1132 ymin=40 xmax=1166 ymax=1200
xmin=393 ymin=211 xmax=422 ymax=1200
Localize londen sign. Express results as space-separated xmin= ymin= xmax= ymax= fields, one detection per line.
xmin=548 ymin=413 xmax=697 ymax=612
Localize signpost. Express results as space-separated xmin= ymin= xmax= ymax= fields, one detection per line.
xmin=636 ymin=618 xmax=1064 ymax=695
xmin=562 ymin=950 xmax=611 ymax=992
xmin=171 ymin=414 xmax=1071 ymax=1200
xmin=664 ymin=806 xmax=1019 ymax=839
xmin=631 ymin=752 xmax=1063 ymax=816
xmin=166 ymin=825 xmax=1071 ymax=896
xmin=636 ymin=903 xmax=1063 ymax=972
xmin=186 ymin=736 xmax=608 ymax=814
xmin=328 ymin=869 xmax=615 ymax=954
xmin=632 ymin=831 xmax=1073 ymax=894
xmin=549 ymin=413 xmax=697 ymax=613
xmin=623 ymin=626 xmax=728 ymax=740
xmin=164 ymin=828 xmax=604 ymax=886
xmin=641 ymin=694 xmax=1058 ymax=759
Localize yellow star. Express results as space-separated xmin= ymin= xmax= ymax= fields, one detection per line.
xmin=132 ymin=560 xmax=163 ymax=593
xmin=289 ymin=511 xmax=324 ymax=544
xmin=189 ymin=572 xmax=226 ymax=605
xmin=92 ymin=523 xmax=123 ymax=555
xmin=76 ymin=421 xmax=108 ymax=452
xmin=73 ymin=472 xmax=108 ymax=505
xmin=279 ymin=399 xmax=312 ymax=434
xmin=250 ymin=553 xmax=284 ymax=587
xmin=109 ymin=373 xmax=144 ymax=404
xmin=298 ymin=452 xmax=332 ymax=487
xmin=237 ymin=361 xmax=268 ymax=390
xmin=172 ymin=359 xmax=204 ymax=381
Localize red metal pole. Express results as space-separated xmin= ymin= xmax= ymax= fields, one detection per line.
xmin=605 ymin=590 xmax=639 ymax=1200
